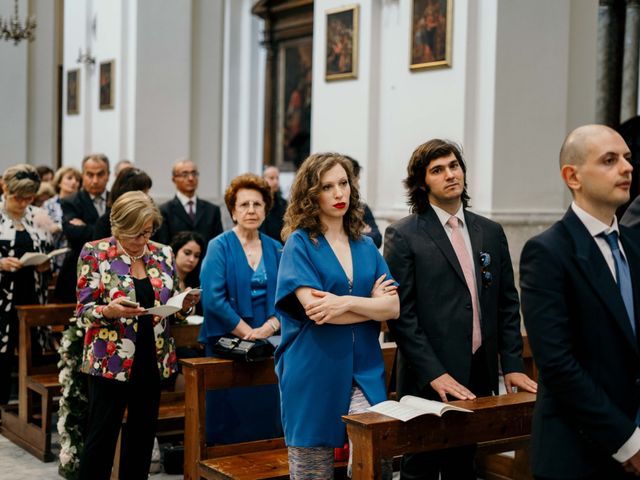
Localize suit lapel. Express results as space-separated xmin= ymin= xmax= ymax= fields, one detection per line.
xmin=564 ymin=209 xmax=638 ymax=352
xmin=172 ymin=196 xmax=193 ymax=226
xmin=620 ymin=227 xmax=640 ymax=342
xmin=80 ymin=189 xmax=99 ymax=220
xmin=419 ymin=207 xmax=467 ymax=287
xmin=194 ymin=198 xmax=205 ymax=226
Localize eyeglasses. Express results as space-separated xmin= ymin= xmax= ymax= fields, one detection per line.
xmin=174 ymin=171 xmax=199 ymax=179
xmin=124 ymin=229 xmax=155 ymax=240
xmin=9 ymin=194 xmax=35 ymax=204
xmin=236 ymin=200 xmax=265 ymax=212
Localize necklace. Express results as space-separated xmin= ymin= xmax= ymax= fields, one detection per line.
xmin=118 ymin=241 xmax=147 ymax=261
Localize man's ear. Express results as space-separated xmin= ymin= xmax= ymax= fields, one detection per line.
xmin=561 ymin=164 xmax=580 ymax=192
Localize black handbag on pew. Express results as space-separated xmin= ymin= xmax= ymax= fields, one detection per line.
xmin=212 ymin=335 xmax=275 ymax=362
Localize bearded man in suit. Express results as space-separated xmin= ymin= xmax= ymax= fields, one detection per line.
xmin=384 ymin=139 xmax=536 ymax=480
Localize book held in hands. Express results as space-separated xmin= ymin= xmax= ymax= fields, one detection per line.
xmin=368 ymin=395 xmax=473 ymax=422
xmin=19 ymin=247 xmax=70 ymax=267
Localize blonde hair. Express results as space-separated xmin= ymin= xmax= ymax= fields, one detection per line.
xmin=52 ymin=166 xmax=82 ymax=194
xmin=3 ymin=164 xmax=41 ymax=197
xmin=110 ymin=191 xmax=162 ymax=239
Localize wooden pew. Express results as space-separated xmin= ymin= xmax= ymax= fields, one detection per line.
xmin=343 ymin=391 xmax=536 ymax=480
xmin=182 ymin=344 xmax=397 ymax=480
xmin=0 ymin=303 xmax=76 ymax=462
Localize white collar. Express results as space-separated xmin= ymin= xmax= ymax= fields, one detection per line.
xmin=431 ymin=203 xmax=466 ymax=229
xmin=176 ymin=191 xmax=196 ymax=207
xmin=571 ymin=201 xmax=620 ymax=238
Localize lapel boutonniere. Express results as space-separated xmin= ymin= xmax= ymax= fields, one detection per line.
xmin=479 ymin=251 xmax=492 ymax=288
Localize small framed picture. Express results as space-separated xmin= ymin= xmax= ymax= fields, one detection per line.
xmin=66 ymin=69 xmax=80 ymax=115
xmin=99 ymin=60 xmax=115 ymax=110
xmin=325 ymin=5 xmax=359 ymax=81
xmin=410 ymin=0 xmax=453 ymax=71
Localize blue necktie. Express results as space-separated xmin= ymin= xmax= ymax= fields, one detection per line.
xmin=601 ymin=231 xmax=636 ymax=337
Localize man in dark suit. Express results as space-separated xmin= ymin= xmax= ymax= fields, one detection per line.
xmin=56 ymin=153 xmax=110 ymax=302
xmin=260 ymin=165 xmax=288 ymax=242
xmin=521 ymin=124 xmax=640 ymax=479
xmin=154 ymin=159 xmax=223 ymax=246
xmin=384 ymin=139 xmax=536 ymax=480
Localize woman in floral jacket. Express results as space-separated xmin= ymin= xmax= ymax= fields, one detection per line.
xmin=0 ymin=164 xmax=52 ymax=405
xmin=77 ymin=191 xmax=199 ymax=480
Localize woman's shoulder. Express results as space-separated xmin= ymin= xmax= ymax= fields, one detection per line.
xmin=147 ymin=240 xmax=173 ymax=258
xmin=82 ymin=237 xmax=115 ymax=252
xmin=260 ymin=232 xmax=283 ymax=250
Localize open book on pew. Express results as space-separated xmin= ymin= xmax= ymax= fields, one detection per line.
xmin=368 ymin=395 xmax=473 ymax=422
xmin=144 ymin=288 xmax=202 ymax=318
xmin=19 ymin=247 xmax=70 ymax=267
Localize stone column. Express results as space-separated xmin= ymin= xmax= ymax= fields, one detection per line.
xmin=596 ymin=0 xmax=623 ymax=126
xmin=621 ymin=0 xmax=640 ymax=123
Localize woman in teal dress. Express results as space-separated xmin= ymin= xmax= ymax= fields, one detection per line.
xmin=275 ymin=153 xmax=400 ymax=479
xmin=199 ymin=173 xmax=282 ymax=444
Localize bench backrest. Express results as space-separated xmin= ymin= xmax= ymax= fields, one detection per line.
xmin=181 ymin=343 xmax=397 ymax=480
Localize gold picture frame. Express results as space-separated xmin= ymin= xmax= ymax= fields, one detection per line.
xmin=410 ymin=0 xmax=453 ymax=71
xmin=66 ymin=69 xmax=80 ymax=115
xmin=325 ymin=5 xmax=359 ymax=81
xmin=99 ymin=60 xmax=115 ymax=110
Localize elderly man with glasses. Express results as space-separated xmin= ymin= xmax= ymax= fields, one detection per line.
xmin=154 ymin=158 xmax=223 ymax=252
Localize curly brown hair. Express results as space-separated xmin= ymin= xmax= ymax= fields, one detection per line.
xmin=404 ymin=139 xmax=471 ymax=213
xmin=224 ymin=173 xmax=273 ymax=221
xmin=282 ymin=153 xmax=365 ymax=242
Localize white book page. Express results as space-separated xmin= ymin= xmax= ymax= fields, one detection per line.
xmin=368 ymin=400 xmax=429 ymax=422
xmin=145 ymin=289 xmax=202 ymax=318
xmin=400 ymin=395 xmax=472 ymax=414
xmin=19 ymin=247 xmax=70 ymax=267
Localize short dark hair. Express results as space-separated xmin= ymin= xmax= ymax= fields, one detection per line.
xmin=36 ymin=165 xmax=54 ymax=179
xmin=224 ymin=173 xmax=273 ymax=219
xmin=404 ymin=139 xmax=471 ymax=214
xmin=171 ymin=230 xmax=206 ymax=256
xmin=344 ymin=156 xmax=361 ymax=178
xmin=108 ymin=167 xmax=153 ymax=207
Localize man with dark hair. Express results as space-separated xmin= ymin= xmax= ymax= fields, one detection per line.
xmin=345 ymin=156 xmax=382 ymax=248
xmin=384 ymin=139 xmax=536 ymax=480
xmin=154 ymin=158 xmax=223 ymax=246
xmin=521 ymin=125 xmax=640 ymax=479
xmin=259 ymin=165 xmax=288 ymax=242
xmin=56 ymin=154 xmax=110 ymax=301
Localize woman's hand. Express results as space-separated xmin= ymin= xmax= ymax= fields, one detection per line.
xmin=102 ymin=297 xmax=147 ymax=319
xmin=181 ymin=289 xmax=201 ymax=312
xmin=244 ymin=323 xmax=273 ymax=340
xmin=371 ymin=274 xmax=397 ymax=298
xmin=35 ymin=259 xmax=51 ymax=273
xmin=305 ymin=290 xmax=350 ymax=324
xmin=0 ymin=257 xmax=23 ymax=273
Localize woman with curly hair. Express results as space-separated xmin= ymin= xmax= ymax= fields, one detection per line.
xmin=275 ymin=153 xmax=400 ymax=479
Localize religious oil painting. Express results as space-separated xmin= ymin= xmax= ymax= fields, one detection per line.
xmin=67 ymin=69 xmax=80 ymax=115
xmin=410 ymin=0 xmax=453 ymax=70
xmin=325 ymin=5 xmax=359 ymax=80
xmin=99 ymin=60 xmax=115 ymax=110
xmin=277 ymin=38 xmax=313 ymax=171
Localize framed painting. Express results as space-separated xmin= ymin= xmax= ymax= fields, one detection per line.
xmin=410 ymin=0 xmax=453 ymax=70
xmin=325 ymin=5 xmax=359 ymax=80
xmin=276 ymin=38 xmax=313 ymax=171
xmin=66 ymin=69 xmax=79 ymax=115
xmin=99 ymin=60 xmax=114 ymax=110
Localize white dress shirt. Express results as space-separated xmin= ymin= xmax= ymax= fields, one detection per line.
xmin=176 ymin=191 xmax=197 ymax=216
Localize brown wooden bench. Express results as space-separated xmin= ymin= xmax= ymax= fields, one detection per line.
xmin=0 ymin=303 xmax=76 ymax=462
xmin=344 ymin=391 xmax=536 ymax=479
xmin=182 ymin=343 xmax=397 ymax=480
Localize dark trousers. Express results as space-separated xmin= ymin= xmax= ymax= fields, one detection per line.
xmin=400 ymin=347 xmax=493 ymax=480
xmin=78 ymin=361 xmax=160 ymax=479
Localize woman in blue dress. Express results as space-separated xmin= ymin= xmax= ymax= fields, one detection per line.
xmin=275 ymin=153 xmax=400 ymax=479
xmin=199 ymin=173 xmax=283 ymax=444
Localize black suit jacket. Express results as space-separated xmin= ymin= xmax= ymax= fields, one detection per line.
xmin=56 ymin=189 xmax=104 ymax=302
xmin=384 ymin=206 xmax=523 ymax=400
xmin=621 ymin=195 xmax=640 ymax=229
xmin=155 ymin=196 xmax=223 ymax=246
xmin=520 ymin=208 xmax=640 ymax=478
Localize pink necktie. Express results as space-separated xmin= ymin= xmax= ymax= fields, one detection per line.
xmin=447 ymin=216 xmax=482 ymax=353
xmin=187 ymin=200 xmax=195 ymax=221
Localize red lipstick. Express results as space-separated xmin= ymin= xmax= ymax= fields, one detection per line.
xmin=334 ymin=202 xmax=346 ymax=209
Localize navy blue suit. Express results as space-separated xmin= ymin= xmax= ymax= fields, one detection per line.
xmin=521 ymin=208 xmax=640 ymax=478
